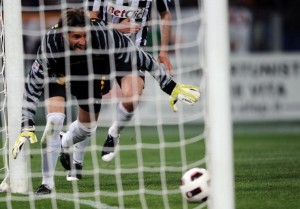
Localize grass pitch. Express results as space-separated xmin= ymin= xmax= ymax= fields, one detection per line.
xmin=0 ymin=122 xmax=299 ymax=209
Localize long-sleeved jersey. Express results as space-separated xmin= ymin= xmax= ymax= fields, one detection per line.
xmin=22 ymin=18 xmax=175 ymax=128
xmin=87 ymin=0 xmax=170 ymax=46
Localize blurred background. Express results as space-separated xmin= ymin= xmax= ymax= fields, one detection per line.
xmin=21 ymin=0 xmax=300 ymax=53
xmin=176 ymin=0 xmax=300 ymax=53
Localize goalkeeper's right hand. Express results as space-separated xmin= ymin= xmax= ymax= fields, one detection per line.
xmin=12 ymin=126 xmax=37 ymax=159
xmin=169 ymin=84 xmax=201 ymax=112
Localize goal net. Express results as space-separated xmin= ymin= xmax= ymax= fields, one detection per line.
xmin=0 ymin=0 xmax=234 ymax=209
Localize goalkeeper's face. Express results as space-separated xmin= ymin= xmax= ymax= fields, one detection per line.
xmin=66 ymin=28 xmax=88 ymax=52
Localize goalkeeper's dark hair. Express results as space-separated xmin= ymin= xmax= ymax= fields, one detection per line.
xmin=57 ymin=8 xmax=89 ymax=28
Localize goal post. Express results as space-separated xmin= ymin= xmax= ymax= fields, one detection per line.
xmin=204 ymin=0 xmax=235 ymax=209
xmin=3 ymin=0 xmax=28 ymax=193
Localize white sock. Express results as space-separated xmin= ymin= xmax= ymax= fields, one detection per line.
xmin=41 ymin=113 xmax=65 ymax=189
xmin=73 ymin=138 xmax=91 ymax=165
xmin=62 ymin=119 xmax=96 ymax=148
xmin=109 ymin=102 xmax=134 ymax=137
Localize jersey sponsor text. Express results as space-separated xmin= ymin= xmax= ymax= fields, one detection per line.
xmin=107 ymin=2 xmax=145 ymax=19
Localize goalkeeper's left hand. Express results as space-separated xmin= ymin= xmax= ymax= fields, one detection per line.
xmin=12 ymin=126 xmax=37 ymax=159
xmin=169 ymin=84 xmax=201 ymax=112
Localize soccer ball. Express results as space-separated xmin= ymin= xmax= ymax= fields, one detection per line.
xmin=180 ymin=167 xmax=210 ymax=202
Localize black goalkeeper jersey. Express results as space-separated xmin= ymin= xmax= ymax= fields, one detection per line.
xmin=21 ymin=18 xmax=175 ymax=127
xmin=37 ymin=19 xmax=131 ymax=77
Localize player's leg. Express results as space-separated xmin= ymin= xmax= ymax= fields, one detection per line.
xmin=60 ymin=106 xmax=99 ymax=180
xmin=70 ymin=137 xmax=90 ymax=180
xmin=62 ymin=107 xmax=99 ymax=148
xmin=35 ymin=96 xmax=66 ymax=195
xmin=102 ymin=74 xmax=144 ymax=162
xmin=62 ymin=77 xmax=106 ymax=181
xmin=110 ymin=74 xmax=144 ymax=134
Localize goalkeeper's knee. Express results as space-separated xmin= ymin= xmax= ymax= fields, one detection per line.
xmin=40 ymin=113 xmax=65 ymax=150
xmin=62 ymin=120 xmax=97 ymax=148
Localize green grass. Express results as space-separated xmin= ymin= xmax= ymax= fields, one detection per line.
xmin=0 ymin=123 xmax=300 ymax=209
xmin=234 ymin=131 xmax=300 ymax=209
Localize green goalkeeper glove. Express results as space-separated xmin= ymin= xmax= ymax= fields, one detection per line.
xmin=12 ymin=126 xmax=37 ymax=159
xmin=169 ymin=84 xmax=201 ymax=112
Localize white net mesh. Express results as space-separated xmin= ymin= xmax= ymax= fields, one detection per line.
xmin=0 ymin=1 xmax=207 ymax=208
xmin=0 ymin=0 xmax=10 ymax=193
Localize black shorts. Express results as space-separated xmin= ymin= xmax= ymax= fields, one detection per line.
xmin=47 ymin=75 xmax=108 ymax=113
xmin=46 ymin=61 xmax=144 ymax=112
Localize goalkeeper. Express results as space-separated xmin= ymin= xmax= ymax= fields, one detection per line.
xmin=11 ymin=8 xmax=200 ymax=195
xmin=76 ymin=0 xmax=173 ymax=171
